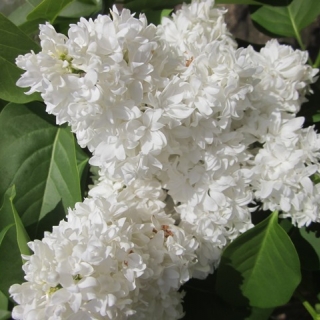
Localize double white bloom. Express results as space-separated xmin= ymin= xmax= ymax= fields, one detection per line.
xmin=12 ymin=0 xmax=319 ymax=319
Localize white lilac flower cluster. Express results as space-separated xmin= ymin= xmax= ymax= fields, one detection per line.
xmin=10 ymin=0 xmax=319 ymax=319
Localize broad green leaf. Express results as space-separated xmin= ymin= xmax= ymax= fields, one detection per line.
xmin=0 ymin=225 xmax=13 ymax=247
xmin=291 ymin=223 xmax=320 ymax=271
xmin=18 ymin=19 xmax=45 ymax=37
xmin=76 ymin=147 xmax=90 ymax=197
xmin=27 ymin=0 xmax=74 ymax=23
xmin=59 ymin=0 xmax=102 ymax=18
xmin=0 ymin=310 xmax=10 ymax=320
xmin=0 ymin=57 xmax=40 ymax=104
xmin=252 ymin=0 xmax=293 ymax=5
xmin=182 ymin=276 xmax=273 ymax=320
xmin=0 ymin=290 xmax=8 ymax=313
xmin=0 ymin=291 xmax=7 ymax=310
xmin=0 ymin=100 xmax=7 ymax=113
xmin=0 ymin=13 xmax=39 ymax=64
xmin=8 ymin=0 xmax=44 ymax=35
xmin=0 ymin=103 xmax=83 ymax=239
xmin=216 ymin=212 xmax=301 ymax=308
xmin=124 ymin=0 xmax=187 ymax=11
xmin=297 ymin=79 xmax=320 ymax=126
xmin=313 ymin=113 xmax=320 ymax=123
xmin=76 ymin=147 xmax=89 ymax=181
xmin=8 ymin=186 xmax=31 ymax=257
xmin=0 ymin=14 xmax=40 ymax=103
xmin=215 ymin=0 xmax=267 ymax=3
xmin=144 ymin=9 xmax=172 ymax=25
xmin=0 ymin=187 xmax=28 ymax=297
xmin=124 ymin=0 xmax=263 ymax=11
xmin=0 ymin=186 xmax=30 ymax=259
xmin=251 ymin=0 xmax=320 ymax=38
xmin=8 ymin=0 xmax=42 ymax=27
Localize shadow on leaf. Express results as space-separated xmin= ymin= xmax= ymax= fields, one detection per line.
xmin=26 ymin=200 xmax=66 ymax=240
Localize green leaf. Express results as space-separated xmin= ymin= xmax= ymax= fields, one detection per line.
xmin=215 ymin=0 xmax=265 ymax=3
xmin=8 ymin=0 xmax=43 ymax=35
xmin=8 ymin=0 xmax=42 ymax=27
xmin=0 ymin=187 xmax=29 ymax=297
xmin=124 ymin=0 xmax=190 ymax=11
xmin=0 ymin=225 xmax=13 ymax=247
xmin=311 ymin=173 xmax=320 ymax=185
xmin=0 ymin=103 xmax=83 ymax=239
xmin=251 ymin=0 xmax=320 ymax=38
xmin=313 ymin=113 xmax=320 ymax=123
xmin=8 ymin=186 xmax=31 ymax=257
xmin=291 ymin=223 xmax=320 ymax=271
xmin=76 ymin=147 xmax=90 ymax=198
xmin=252 ymin=0 xmax=293 ymax=5
xmin=0 ymin=291 xmax=7 ymax=311
xmin=27 ymin=0 xmax=74 ymax=23
xmin=0 ymin=290 xmax=10 ymax=320
xmin=76 ymin=147 xmax=89 ymax=182
xmin=216 ymin=211 xmax=301 ymax=308
xmin=124 ymin=0 xmax=263 ymax=10
xmin=0 ymin=14 xmax=41 ymax=103
xmin=0 ymin=13 xmax=39 ymax=64
xmin=182 ymin=276 xmax=273 ymax=320
xmin=0 ymin=186 xmax=31 ymax=259
xmin=144 ymin=9 xmax=172 ymax=25
xmin=0 ymin=310 xmax=10 ymax=320
xmin=59 ymin=0 xmax=102 ymax=18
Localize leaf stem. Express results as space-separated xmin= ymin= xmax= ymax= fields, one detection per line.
xmin=287 ymin=6 xmax=313 ymax=65
xmin=296 ymin=291 xmax=320 ymax=320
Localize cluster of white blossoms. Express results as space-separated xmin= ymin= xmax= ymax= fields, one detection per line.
xmin=11 ymin=0 xmax=319 ymax=318
xmin=11 ymin=179 xmax=196 ymax=319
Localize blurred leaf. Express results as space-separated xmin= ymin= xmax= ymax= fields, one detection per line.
xmin=0 ymin=311 xmax=10 ymax=320
xmin=0 ymin=291 xmax=7 ymax=311
xmin=313 ymin=113 xmax=320 ymax=123
xmin=216 ymin=211 xmax=301 ymax=308
xmin=27 ymin=0 xmax=73 ymax=23
xmin=311 ymin=173 xmax=320 ymax=185
xmin=253 ymin=0 xmax=293 ymax=5
xmin=216 ymin=0 xmax=281 ymax=3
xmin=292 ymin=223 xmax=320 ymax=271
xmin=182 ymin=276 xmax=273 ymax=320
xmin=0 ymin=14 xmax=40 ymax=103
xmin=8 ymin=0 xmax=42 ymax=27
xmin=17 ymin=18 xmax=44 ymax=37
xmin=59 ymin=0 xmax=102 ymax=18
xmin=0 ymin=14 xmax=39 ymax=63
xmin=0 ymin=103 xmax=83 ymax=239
xmin=144 ymin=9 xmax=172 ymax=25
xmin=124 ymin=0 xmax=264 ymax=10
xmin=0 ymin=187 xmax=28 ymax=298
xmin=278 ymin=217 xmax=294 ymax=233
xmin=124 ymin=0 xmax=187 ymax=11
xmin=0 ymin=100 xmax=7 ymax=113
xmin=251 ymin=0 xmax=320 ymax=38
xmin=297 ymin=78 xmax=320 ymax=127
xmin=0 ymin=290 xmax=10 ymax=320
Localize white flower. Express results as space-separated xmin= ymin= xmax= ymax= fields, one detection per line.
xmin=252 ymin=124 xmax=320 ymax=226
xmin=13 ymin=0 xmax=320 ymax=318
xmin=158 ymin=0 xmax=235 ymax=57
xmin=10 ymin=178 xmax=198 ymax=319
